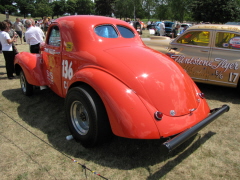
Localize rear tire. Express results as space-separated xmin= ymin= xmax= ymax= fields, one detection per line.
xmin=65 ymin=85 xmax=112 ymax=148
xmin=20 ymin=71 xmax=33 ymax=96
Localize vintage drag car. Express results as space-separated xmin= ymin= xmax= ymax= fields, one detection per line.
xmin=14 ymin=16 xmax=229 ymax=152
xmin=143 ymin=24 xmax=240 ymax=92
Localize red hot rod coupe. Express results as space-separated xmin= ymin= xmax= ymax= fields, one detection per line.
xmin=14 ymin=16 xmax=229 ymax=152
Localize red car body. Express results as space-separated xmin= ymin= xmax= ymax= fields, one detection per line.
xmin=14 ymin=16 xmax=229 ymax=151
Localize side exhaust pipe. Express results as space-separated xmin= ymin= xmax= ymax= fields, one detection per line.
xmin=162 ymin=105 xmax=230 ymax=153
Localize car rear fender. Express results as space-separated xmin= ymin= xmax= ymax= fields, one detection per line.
xmin=68 ymin=68 xmax=161 ymax=139
xmin=14 ymin=52 xmax=47 ymax=86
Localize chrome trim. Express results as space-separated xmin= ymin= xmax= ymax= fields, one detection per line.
xmin=192 ymin=77 xmax=237 ymax=86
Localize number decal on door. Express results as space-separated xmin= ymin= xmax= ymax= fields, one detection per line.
xmin=62 ymin=60 xmax=73 ymax=80
xmin=229 ymin=72 xmax=239 ymax=82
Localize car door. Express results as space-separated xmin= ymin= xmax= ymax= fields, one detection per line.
xmin=207 ymin=30 xmax=240 ymax=87
xmin=42 ymin=25 xmax=63 ymax=96
xmin=169 ymin=30 xmax=212 ymax=82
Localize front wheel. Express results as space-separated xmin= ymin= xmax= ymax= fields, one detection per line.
xmin=65 ymin=85 xmax=112 ymax=148
xmin=20 ymin=70 xmax=33 ymax=96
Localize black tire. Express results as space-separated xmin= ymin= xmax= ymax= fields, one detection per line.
xmin=65 ymin=85 xmax=112 ymax=148
xmin=20 ymin=71 xmax=34 ymax=96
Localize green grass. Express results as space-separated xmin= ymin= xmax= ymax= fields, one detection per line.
xmin=0 ymin=24 xmax=240 ymax=180
xmin=0 ymin=13 xmax=25 ymax=22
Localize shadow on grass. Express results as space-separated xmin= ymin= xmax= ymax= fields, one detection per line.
xmin=147 ymin=131 xmax=216 ymax=180
xmin=2 ymin=88 xmax=217 ymax=172
xmin=196 ymin=82 xmax=240 ymax=104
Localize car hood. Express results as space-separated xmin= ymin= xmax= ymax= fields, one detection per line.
xmin=104 ymin=46 xmax=199 ymax=117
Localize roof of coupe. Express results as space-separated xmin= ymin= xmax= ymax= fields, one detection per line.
xmin=51 ymin=15 xmax=146 ymax=53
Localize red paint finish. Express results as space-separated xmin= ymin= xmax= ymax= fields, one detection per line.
xmin=15 ymin=15 xmax=212 ymax=139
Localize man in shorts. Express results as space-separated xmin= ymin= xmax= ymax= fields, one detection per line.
xmin=13 ymin=18 xmax=24 ymax=44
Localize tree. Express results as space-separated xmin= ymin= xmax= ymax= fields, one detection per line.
xmin=113 ymin=0 xmax=146 ymax=20
xmin=51 ymin=0 xmax=67 ymax=18
xmin=66 ymin=0 xmax=77 ymax=15
xmin=166 ymin=0 xmax=192 ymax=22
xmin=0 ymin=0 xmax=17 ymax=14
xmin=142 ymin=0 xmax=158 ymax=20
xmin=191 ymin=0 xmax=240 ymax=23
xmin=95 ymin=0 xmax=114 ymax=16
xmin=14 ymin=0 xmax=35 ymax=18
xmin=154 ymin=0 xmax=171 ymax=21
xmin=114 ymin=0 xmax=136 ymax=19
xmin=32 ymin=3 xmax=53 ymax=18
xmin=75 ymin=0 xmax=95 ymax=15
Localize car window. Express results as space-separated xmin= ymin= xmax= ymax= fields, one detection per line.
xmin=176 ymin=31 xmax=210 ymax=46
xmin=215 ymin=32 xmax=240 ymax=50
xmin=117 ymin=25 xmax=134 ymax=38
xmin=48 ymin=26 xmax=61 ymax=47
xmin=95 ymin=25 xmax=118 ymax=38
xmin=164 ymin=22 xmax=173 ymax=27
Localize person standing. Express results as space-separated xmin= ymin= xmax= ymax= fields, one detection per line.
xmin=4 ymin=20 xmax=18 ymax=55
xmin=25 ymin=19 xmax=44 ymax=53
xmin=172 ymin=24 xmax=180 ymax=38
xmin=180 ymin=25 xmax=189 ymax=34
xmin=42 ymin=16 xmax=49 ymax=36
xmin=13 ymin=18 xmax=24 ymax=44
xmin=0 ymin=21 xmax=17 ymax=79
xmin=159 ymin=21 xmax=165 ymax=36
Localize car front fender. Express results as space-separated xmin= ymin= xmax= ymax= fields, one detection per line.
xmin=69 ymin=68 xmax=161 ymax=139
xmin=14 ymin=52 xmax=47 ymax=86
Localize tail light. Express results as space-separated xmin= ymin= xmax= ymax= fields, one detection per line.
xmin=154 ymin=111 xmax=163 ymax=121
xmin=198 ymin=93 xmax=205 ymax=99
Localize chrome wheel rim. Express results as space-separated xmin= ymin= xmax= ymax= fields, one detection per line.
xmin=70 ymin=100 xmax=89 ymax=135
xmin=20 ymin=72 xmax=26 ymax=93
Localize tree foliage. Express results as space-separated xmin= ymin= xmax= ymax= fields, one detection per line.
xmin=32 ymin=3 xmax=53 ymax=18
xmin=0 ymin=0 xmax=17 ymax=14
xmin=95 ymin=0 xmax=115 ymax=16
xmin=1 ymin=0 xmax=240 ymax=23
xmin=191 ymin=0 xmax=240 ymax=23
xmin=75 ymin=0 xmax=95 ymax=15
xmin=51 ymin=0 xmax=67 ymax=18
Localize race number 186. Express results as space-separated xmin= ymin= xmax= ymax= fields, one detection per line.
xmin=62 ymin=60 xmax=73 ymax=80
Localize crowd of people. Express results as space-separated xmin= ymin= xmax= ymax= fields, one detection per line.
xmin=0 ymin=17 xmax=48 ymax=79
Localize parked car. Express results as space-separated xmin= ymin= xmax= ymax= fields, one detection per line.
xmin=164 ymin=21 xmax=174 ymax=37
xmin=178 ymin=23 xmax=192 ymax=35
xmin=147 ymin=21 xmax=162 ymax=36
xmin=154 ymin=21 xmax=162 ymax=36
xmin=14 ymin=16 xmax=229 ymax=151
xmin=143 ymin=24 xmax=240 ymax=92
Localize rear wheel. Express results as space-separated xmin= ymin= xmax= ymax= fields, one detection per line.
xmin=65 ymin=85 xmax=112 ymax=148
xmin=20 ymin=71 xmax=33 ymax=96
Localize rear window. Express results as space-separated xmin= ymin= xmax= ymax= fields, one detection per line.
xmin=95 ymin=24 xmax=135 ymax=39
xmin=95 ymin=25 xmax=118 ymax=38
xmin=117 ymin=25 xmax=134 ymax=38
xmin=215 ymin=32 xmax=240 ymax=50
